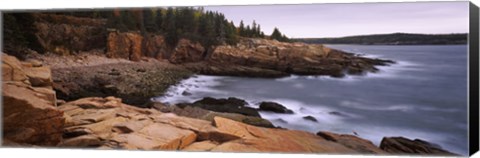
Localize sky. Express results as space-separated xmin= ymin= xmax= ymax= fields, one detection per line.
xmin=204 ymin=1 xmax=469 ymax=38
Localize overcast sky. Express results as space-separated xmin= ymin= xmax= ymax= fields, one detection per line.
xmin=204 ymin=2 xmax=469 ymax=38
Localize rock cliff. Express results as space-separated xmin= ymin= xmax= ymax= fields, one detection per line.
xmin=2 ymin=53 xmax=65 ymax=146
xmin=33 ymin=14 xmax=107 ymax=55
xmin=106 ymin=31 xmax=205 ymax=63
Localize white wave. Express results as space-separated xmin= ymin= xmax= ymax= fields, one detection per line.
xmin=339 ymin=101 xmax=414 ymax=112
xmin=152 ymin=75 xmax=227 ymax=105
xmin=275 ymin=60 xmax=425 ymax=83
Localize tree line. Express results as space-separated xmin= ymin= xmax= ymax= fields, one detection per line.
xmin=105 ymin=7 xmax=291 ymax=49
xmin=3 ymin=7 xmax=292 ymax=57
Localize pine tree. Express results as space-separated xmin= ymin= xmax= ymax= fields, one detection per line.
xmin=165 ymin=7 xmax=178 ymax=47
xmin=198 ymin=14 xmax=216 ymax=56
xmin=143 ymin=9 xmax=157 ymax=33
xmin=271 ymin=27 xmax=283 ymax=41
xmin=155 ymin=9 xmax=164 ymax=33
xmin=120 ymin=10 xmax=137 ymax=31
xmin=257 ymin=24 xmax=264 ymax=38
xmin=238 ymin=20 xmax=245 ymax=36
xmin=252 ymin=20 xmax=257 ymax=38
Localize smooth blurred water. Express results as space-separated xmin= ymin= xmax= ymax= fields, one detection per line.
xmin=154 ymin=45 xmax=468 ymax=155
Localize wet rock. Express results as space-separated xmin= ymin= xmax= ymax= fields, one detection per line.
xmin=182 ymin=91 xmax=192 ymax=96
xmin=258 ymin=101 xmax=294 ymax=114
xmin=316 ymin=131 xmax=387 ymax=154
xmin=379 ymin=137 xmax=457 ymax=155
xmin=328 ymin=111 xmax=348 ymax=117
xmin=303 ymin=116 xmax=318 ymax=122
xmin=167 ymin=104 xmax=274 ymax=128
xmin=274 ymin=118 xmax=289 ymax=124
xmin=190 ymin=97 xmax=261 ymax=117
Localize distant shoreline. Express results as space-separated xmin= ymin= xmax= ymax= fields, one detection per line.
xmin=294 ymin=33 xmax=468 ymax=45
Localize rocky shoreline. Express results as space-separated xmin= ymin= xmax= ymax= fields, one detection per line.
xmin=2 ymin=53 xmax=458 ymax=156
xmin=1 ymin=13 xmax=456 ymax=156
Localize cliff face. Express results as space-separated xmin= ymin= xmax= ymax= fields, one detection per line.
xmin=33 ymin=14 xmax=107 ymax=55
xmin=106 ymin=31 xmax=144 ymax=61
xmin=106 ymin=31 xmax=205 ymax=63
xmin=2 ymin=53 xmax=65 ymax=146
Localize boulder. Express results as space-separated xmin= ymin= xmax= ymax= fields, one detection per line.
xmin=189 ymin=97 xmax=261 ymax=117
xmin=379 ymin=137 xmax=457 ymax=155
xmin=2 ymin=53 xmax=64 ymax=146
xmin=303 ymin=115 xmax=318 ymax=122
xmin=258 ymin=101 xmax=294 ymax=114
xmin=2 ymin=83 xmax=65 ymax=146
xmin=316 ymin=131 xmax=387 ymax=154
xmin=23 ymin=66 xmax=53 ymax=87
xmin=2 ymin=53 xmax=29 ymax=83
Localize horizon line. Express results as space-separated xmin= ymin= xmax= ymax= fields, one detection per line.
xmin=291 ymin=32 xmax=469 ymax=39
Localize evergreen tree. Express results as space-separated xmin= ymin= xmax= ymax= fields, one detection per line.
xmin=165 ymin=7 xmax=178 ymax=47
xmin=198 ymin=14 xmax=216 ymax=56
xmin=238 ymin=20 xmax=245 ymax=36
xmin=271 ymin=27 xmax=283 ymax=41
xmin=120 ymin=10 xmax=137 ymax=31
xmin=245 ymin=25 xmax=251 ymax=37
xmin=257 ymin=24 xmax=264 ymax=38
xmin=155 ymin=9 xmax=164 ymax=33
xmin=143 ymin=9 xmax=157 ymax=32
xmin=252 ymin=20 xmax=257 ymax=38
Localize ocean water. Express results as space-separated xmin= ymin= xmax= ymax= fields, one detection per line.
xmin=153 ymin=45 xmax=468 ymax=155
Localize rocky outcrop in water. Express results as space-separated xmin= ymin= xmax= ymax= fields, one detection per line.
xmin=188 ymin=97 xmax=261 ymax=117
xmin=183 ymin=38 xmax=394 ymax=78
xmin=258 ymin=101 xmax=294 ymax=114
xmin=317 ymin=131 xmax=387 ymax=154
xmin=379 ymin=137 xmax=457 ymax=155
